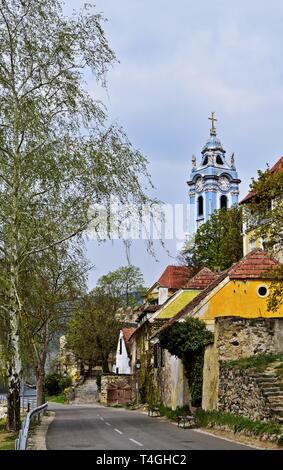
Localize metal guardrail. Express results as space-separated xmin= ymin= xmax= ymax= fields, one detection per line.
xmin=15 ymin=402 xmax=48 ymax=450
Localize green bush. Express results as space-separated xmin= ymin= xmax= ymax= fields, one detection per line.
xmin=45 ymin=373 xmax=72 ymax=395
xmin=194 ymin=409 xmax=282 ymax=439
xmin=58 ymin=375 xmax=72 ymax=391
xmin=158 ymin=403 xmax=192 ymax=421
xmin=96 ymin=375 xmax=101 ymax=392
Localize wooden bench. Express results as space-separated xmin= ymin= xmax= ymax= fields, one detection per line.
xmin=148 ymin=404 xmax=161 ymax=417
xmin=177 ymin=412 xmax=195 ymax=428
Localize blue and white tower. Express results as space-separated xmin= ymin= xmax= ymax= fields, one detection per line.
xmin=187 ymin=113 xmax=241 ymax=235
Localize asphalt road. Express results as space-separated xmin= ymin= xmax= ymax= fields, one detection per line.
xmin=46 ymin=403 xmax=253 ymax=450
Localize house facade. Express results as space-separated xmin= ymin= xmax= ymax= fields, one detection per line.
xmin=113 ymin=327 xmax=136 ymax=375
xmin=240 ymin=156 xmax=283 ymax=257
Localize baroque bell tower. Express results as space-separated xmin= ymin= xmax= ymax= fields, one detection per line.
xmin=187 ymin=113 xmax=241 ymax=235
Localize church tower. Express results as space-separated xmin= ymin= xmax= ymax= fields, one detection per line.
xmin=187 ymin=113 xmax=241 ymax=235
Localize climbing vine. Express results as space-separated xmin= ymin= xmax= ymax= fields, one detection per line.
xmin=159 ymin=317 xmax=213 ymax=405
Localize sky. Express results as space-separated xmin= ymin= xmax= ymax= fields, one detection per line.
xmin=66 ymin=0 xmax=283 ymax=288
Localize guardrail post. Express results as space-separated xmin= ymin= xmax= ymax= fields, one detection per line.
xmin=15 ymin=402 xmax=48 ymax=450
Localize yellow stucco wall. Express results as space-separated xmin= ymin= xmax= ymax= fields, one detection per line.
xmin=197 ymin=279 xmax=283 ymax=321
xmin=244 ymin=230 xmax=262 ymax=256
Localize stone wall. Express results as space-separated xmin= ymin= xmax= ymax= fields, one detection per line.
xmin=218 ymin=364 xmax=271 ymax=421
xmin=217 ymin=317 xmax=283 ymax=361
xmin=100 ymin=374 xmax=133 ymax=406
xmin=202 ymin=316 xmax=283 ymax=411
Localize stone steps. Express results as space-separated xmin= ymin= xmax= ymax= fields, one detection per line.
xmin=263 ymin=390 xmax=283 ymax=397
xmin=72 ymin=379 xmax=99 ymax=404
xmin=255 ymin=377 xmax=277 ymax=384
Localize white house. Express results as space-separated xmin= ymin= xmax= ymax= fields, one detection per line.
xmin=113 ymin=327 xmax=136 ymax=375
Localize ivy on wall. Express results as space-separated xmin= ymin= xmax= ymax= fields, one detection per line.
xmin=159 ymin=317 xmax=213 ymax=405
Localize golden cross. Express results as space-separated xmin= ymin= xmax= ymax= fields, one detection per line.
xmin=208 ymin=112 xmax=217 ymax=135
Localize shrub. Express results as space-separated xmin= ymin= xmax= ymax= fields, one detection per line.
xmin=45 ymin=373 xmax=61 ymax=395
xmin=58 ymin=375 xmax=72 ymax=391
xmin=45 ymin=373 xmax=72 ymax=395
xmin=96 ymin=375 xmax=102 ymax=392
xmin=194 ymin=409 xmax=282 ymax=438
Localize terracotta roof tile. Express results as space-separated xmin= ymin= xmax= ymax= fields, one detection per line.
xmin=240 ymin=156 xmax=283 ymax=204
xmin=184 ymin=267 xmax=220 ymax=290
xmin=122 ymin=327 xmax=137 ymax=354
xmin=157 ymin=265 xmax=193 ymax=289
xmin=229 ymin=249 xmax=279 ymax=279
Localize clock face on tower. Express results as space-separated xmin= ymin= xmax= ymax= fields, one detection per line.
xmin=219 ymin=175 xmax=230 ymax=191
xmin=195 ymin=177 xmax=203 ymax=192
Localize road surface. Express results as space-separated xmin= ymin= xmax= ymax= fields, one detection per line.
xmin=46 ymin=403 xmax=253 ymax=450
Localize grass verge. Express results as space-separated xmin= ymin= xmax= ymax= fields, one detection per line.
xmin=223 ymin=353 xmax=283 ymax=371
xmin=45 ymin=393 xmax=67 ymax=404
xmin=0 ymin=418 xmax=17 ymax=451
xmin=194 ymin=409 xmax=283 ymax=445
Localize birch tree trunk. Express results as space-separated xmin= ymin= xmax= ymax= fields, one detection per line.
xmin=6 ymin=267 xmax=22 ymax=431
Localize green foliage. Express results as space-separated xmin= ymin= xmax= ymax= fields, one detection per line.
xmin=45 ymin=373 xmax=72 ymax=396
xmin=0 ymin=0 xmax=154 ymax=430
xmin=96 ymin=375 xmax=102 ymax=392
xmin=244 ymin=167 xmax=283 ymax=311
xmin=66 ymin=290 xmax=121 ymax=372
xmin=46 ymin=394 xmax=68 ymax=404
xmin=0 ymin=419 xmax=17 ymax=451
xmin=159 ymin=317 xmax=213 ymax=405
xmin=194 ymin=409 xmax=282 ymax=441
xmin=224 ymin=353 xmax=283 ymax=371
xmin=97 ymin=265 xmax=145 ymax=308
xmin=181 ymin=207 xmax=243 ymax=272
xmin=158 ymin=404 xmax=191 ymax=421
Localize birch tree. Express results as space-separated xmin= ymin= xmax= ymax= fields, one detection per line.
xmin=0 ymin=1 xmax=153 ymax=430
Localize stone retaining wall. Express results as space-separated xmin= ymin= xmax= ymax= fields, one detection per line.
xmin=218 ymin=364 xmax=271 ymax=421
xmin=100 ymin=374 xmax=133 ymax=406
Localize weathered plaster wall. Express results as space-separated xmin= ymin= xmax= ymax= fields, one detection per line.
xmin=202 ymin=341 xmax=219 ymax=410
xmin=153 ymin=351 xmax=190 ymax=410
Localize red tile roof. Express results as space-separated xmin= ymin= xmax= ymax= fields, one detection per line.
xmin=229 ymin=249 xmax=279 ymax=279
xmin=157 ymin=265 xmax=193 ymax=289
xmin=185 ymin=268 xmax=220 ymax=290
xmin=240 ymin=156 xmax=283 ymax=204
xmin=122 ymin=327 xmax=137 ymax=354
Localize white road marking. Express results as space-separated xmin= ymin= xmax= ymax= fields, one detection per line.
xmin=129 ymin=438 xmax=143 ymax=447
xmin=114 ymin=428 xmax=123 ymax=435
xmin=100 ymin=417 xmax=104 ymax=421
xmin=105 ymin=422 xmax=111 ymax=426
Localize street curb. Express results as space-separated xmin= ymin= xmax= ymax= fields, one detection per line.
xmin=27 ymin=411 xmax=55 ymax=450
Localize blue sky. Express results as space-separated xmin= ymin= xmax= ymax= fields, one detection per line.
xmin=66 ymin=0 xmax=283 ymax=288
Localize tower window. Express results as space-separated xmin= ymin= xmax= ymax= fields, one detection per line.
xmin=198 ymin=196 xmax=204 ymax=217
xmin=216 ymin=155 xmax=223 ymax=165
xmin=220 ymin=195 xmax=228 ymax=209
xmin=203 ymin=156 xmax=208 ymax=165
